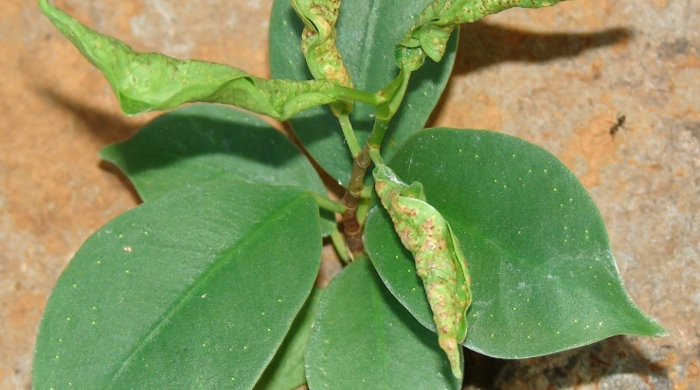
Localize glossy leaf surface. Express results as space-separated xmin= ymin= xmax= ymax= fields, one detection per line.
xmin=305 ymin=257 xmax=461 ymax=389
xmin=33 ymin=181 xmax=322 ymax=389
xmin=40 ymin=0 xmax=340 ymax=121
xmin=255 ymin=287 xmax=323 ymax=390
xmin=270 ymin=0 xmax=457 ymax=185
xmin=366 ymin=128 xmax=666 ymax=358
xmin=100 ymin=104 xmax=334 ymax=236
xmin=101 ymin=105 xmax=327 ymax=201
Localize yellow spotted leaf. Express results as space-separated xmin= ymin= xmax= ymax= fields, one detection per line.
xmin=373 ymin=164 xmax=472 ymax=379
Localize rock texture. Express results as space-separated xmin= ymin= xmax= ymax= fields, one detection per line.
xmin=1 ymin=0 xmax=697 ymax=388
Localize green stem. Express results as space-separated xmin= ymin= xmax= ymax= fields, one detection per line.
xmin=337 ymin=86 xmax=381 ymax=107
xmin=337 ymin=71 xmax=411 ymax=256
xmin=366 ymin=118 xmax=390 ymax=150
xmin=338 ymin=114 xmax=361 ymax=157
xmin=339 ymin=118 xmax=390 ymax=256
xmin=360 ymin=185 xmax=373 ymax=199
xmin=312 ymin=193 xmax=347 ymax=214
xmin=330 ymin=226 xmax=351 ymax=263
xmin=368 ymin=148 xmax=384 ymax=165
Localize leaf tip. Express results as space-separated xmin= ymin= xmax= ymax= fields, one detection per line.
xmin=649 ymin=321 xmax=669 ymax=338
xmin=38 ymin=0 xmax=68 ymax=26
xmin=38 ymin=0 xmax=51 ymax=14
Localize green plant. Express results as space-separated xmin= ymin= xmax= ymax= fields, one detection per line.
xmin=34 ymin=0 xmax=666 ymax=388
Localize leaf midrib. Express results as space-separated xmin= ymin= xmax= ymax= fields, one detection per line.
xmin=105 ymin=191 xmax=313 ymax=387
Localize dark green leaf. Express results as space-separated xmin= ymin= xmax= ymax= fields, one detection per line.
xmin=40 ymin=0 xmax=340 ymax=120
xmin=365 ymin=128 xmax=666 ymax=359
xmin=255 ymin=287 xmax=323 ymax=390
xmin=270 ymin=0 xmax=457 ymax=185
xmin=305 ymin=257 xmax=461 ymax=389
xmin=100 ymin=105 xmax=327 ymax=201
xmin=100 ymin=105 xmax=335 ymax=236
xmin=33 ymin=181 xmax=322 ymax=389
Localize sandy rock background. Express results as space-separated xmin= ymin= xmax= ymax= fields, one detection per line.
xmin=1 ymin=0 xmax=698 ymax=388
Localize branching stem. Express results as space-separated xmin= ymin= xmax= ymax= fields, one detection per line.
xmin=337 ymin=86 xmax=381 ymax=107
xmin=340 ymin=118 xmax=390 ymax=257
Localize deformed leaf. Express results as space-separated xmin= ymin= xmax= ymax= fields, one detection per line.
xmin=372 ymin=164 xmax=472 ymax=379
xmin=39 ymin=0 xmax=343 ymax=120
xmin=270 ymin=0 xmax=457 ymax=185
xmin=290 ymin=0 xmax=354 ymax=116
xmin=290 ymin=0 xmax=353 ymax=87
xmin=397 ymin=0 xmax=569 ymax=64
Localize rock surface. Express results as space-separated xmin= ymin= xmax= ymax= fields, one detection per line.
xmin=1 ymin=0 xmax=697 ymax=388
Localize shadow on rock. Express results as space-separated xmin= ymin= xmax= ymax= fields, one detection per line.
xmin=462 ymin=336 xmax=669 ymax=389
xmin=37 ymin=87 xmax=143 ymax=145
xmin=454 ymin=22 xmax=632 ymax=75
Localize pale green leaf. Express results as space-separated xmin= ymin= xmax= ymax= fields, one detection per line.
xmin=40 ymin=0 xmax=341 ymax=120
xmin=372 ymin=164 xmax=472 ymax=378
xmin=399 ymin=0 xmax=570 ymax=63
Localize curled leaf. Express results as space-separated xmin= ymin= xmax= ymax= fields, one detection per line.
xmin=372 ymin=164 xmax=472 ymax=379
xmin=397 ymin=0 xmax=569 ymax=65
xmin=39 ymin=0 xmax=342 ymax=120
xmin=290 ymin=0 xmax=354 ymax=115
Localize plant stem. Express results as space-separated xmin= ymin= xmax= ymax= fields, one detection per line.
xmin=368 ymin=148 xmax=384 ymax=165
xmin=337 ymin=68 xmax=410 ymax=257
xmin=330 ymin=226 xmax=351 ymax=263
xmin=338 ymin=114 xmax=361 ymax=157
xmin=340 ymin=148 xmax=371 ymax=256
xmin=340 ymin=118 xmax=390 ymax=256
xmin=366 ymin=119 xmax=390 ymax=154
xmin=337 ymin=86 xmax=381 ymax=107
xmin=312 ymin=193 xmax=347 ymax=214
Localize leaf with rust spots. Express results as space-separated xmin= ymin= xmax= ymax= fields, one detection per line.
xmin=290 ymin=0 xmax=353 ymax=115
xmin=396 ymin=0 xmax=570 ymax=67
xmin=372 ymin=164 xmax=472 ymax=379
